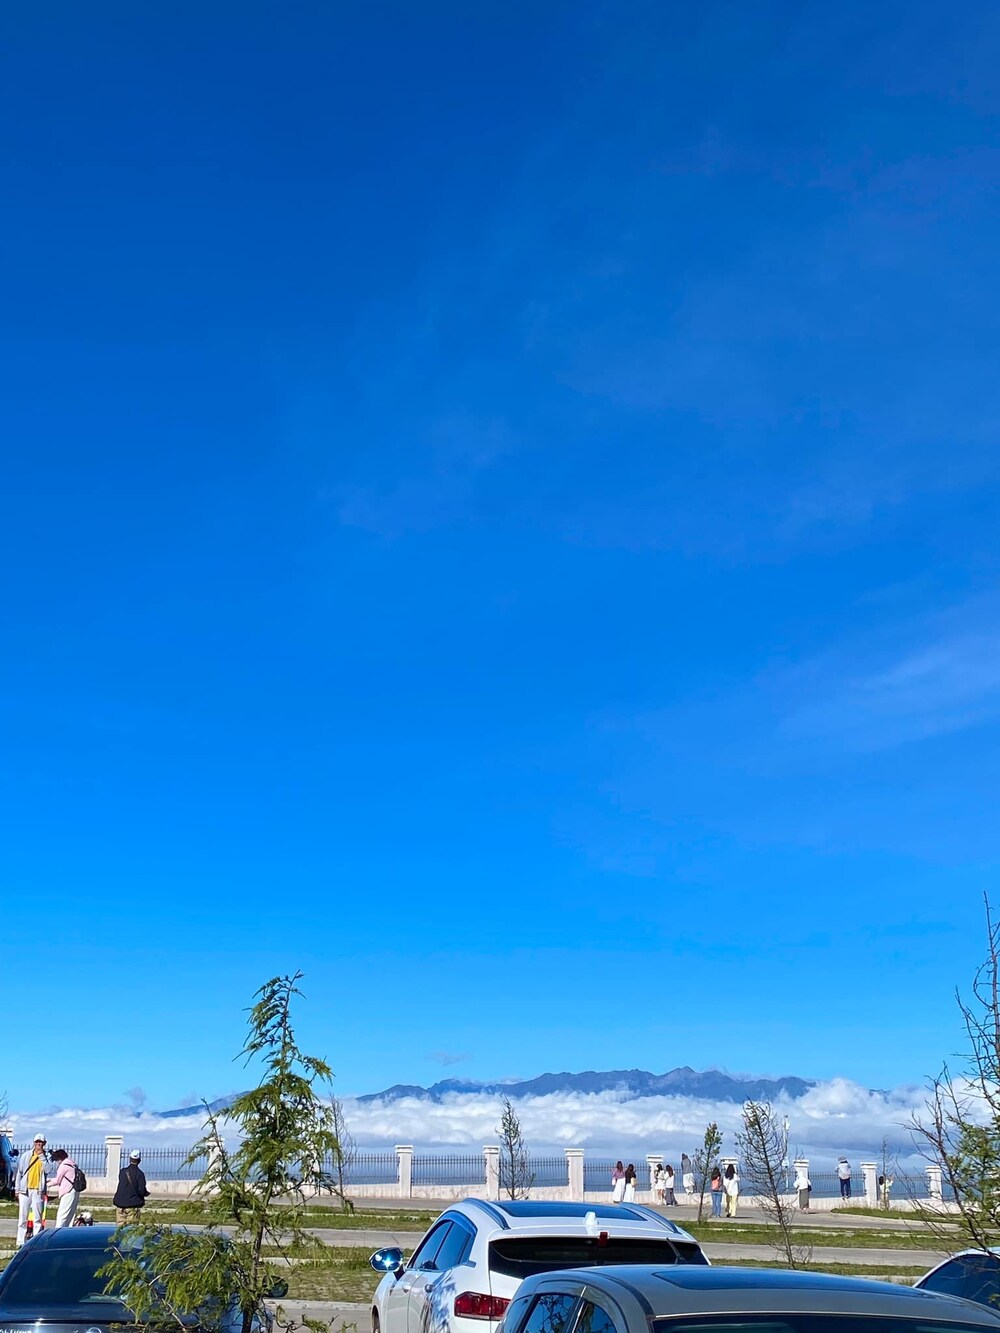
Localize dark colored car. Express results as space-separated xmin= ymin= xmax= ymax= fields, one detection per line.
xmin=498 ymin=1264 xmax=1000 ymax=1333
xmin=0 ymin=1224 xmax=278 ymax=1333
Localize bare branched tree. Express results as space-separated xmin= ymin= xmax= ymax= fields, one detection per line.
xmin=329 ymin=1097 xmax=356 ymax=1214
xmin=497 ymin=1096 xmax=534 ymax=1200
xmin=692 ymin=1121 xmax=723 ymax=1223
xmin=737 ymin=1101 xmax=810 ymax=1268
xmin=911 ymin=894 xmax=1000 ymax=1250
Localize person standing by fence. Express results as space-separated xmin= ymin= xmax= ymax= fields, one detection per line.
xmin=837 ymin=1157 xmax=852 ymax=1200
xmin=723 ymin=1163 xmax=740 ymax=1217
xmin=651 ymin=1162 xmax=665 ymax=1205
xmin=15 ymin=1133 xmax=49 ymax=1247
xmin=663 ymin=1163 xmax=677 ymax=1206
xmin=623 ymin=1163 xmax=637 ymax=1202
xmin=113 ymin=1150 xmax=150 ymax=1222
xmin=48 ymin=1149 xmax=81 ymax=1229
xmin=710 ymin=1167 xmax=723 ymax=1217
xmin=611 ymin=1160 xmax=625 ymax=1202
xmin=681 ymin=1152 xmax=695 ymax=1197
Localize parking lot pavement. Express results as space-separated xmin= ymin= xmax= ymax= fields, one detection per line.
xmin=270 ymin=1300 xmax=370 ymax=1332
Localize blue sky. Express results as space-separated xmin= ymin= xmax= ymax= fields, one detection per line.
xmin=2 ymin=1 xmax=1000 ymax=1119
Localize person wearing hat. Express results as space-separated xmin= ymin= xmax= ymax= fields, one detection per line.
xmin=113 ymin=1149 xmax=150 ymax=1223
xmin=49 ymin=1149 xmax=81 ymax=1229
xmin=15 ymin=1133 xmax=49 ymax=1247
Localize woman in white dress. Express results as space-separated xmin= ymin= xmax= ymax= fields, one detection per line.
xmin=651 ymin=1162 xmax=665 ymax=1205
xmin=623 ymin=1163 xmax=637 ymax=1202
xmin=611 ymin=1160 xmax=626 ymax=1202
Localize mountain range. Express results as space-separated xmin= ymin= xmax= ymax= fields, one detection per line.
xmin=157 ymin=1066 xmax=815 ymax=1117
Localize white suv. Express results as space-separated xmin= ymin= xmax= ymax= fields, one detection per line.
xmin=370 ymin=1199 xmax=708 ymax=1333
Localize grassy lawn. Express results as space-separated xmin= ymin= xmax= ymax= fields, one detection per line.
xmin=280 ymin=1252 xmax=930 ymax=1304
xmin=0 ymin=1247 xmax=930 ymax=1301
xmin=285 ymin=1248 xmax=381 ymax=1303
xmin=710 ymin=1258 xmax=926 ymax=1278
xmin=831 ymin=1206 xmax=962 ymax=1225
xmin=682 ymin=1221 xmax=948 ymax=1250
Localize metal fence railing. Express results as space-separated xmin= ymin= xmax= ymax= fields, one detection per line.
xmin=125 ymin=1146 xmax=209 ymax=1180
xmin=3 ymin=1143 xmax=956 ymax=1201
xmin=583 ymin=1157 xmax=618 ymax=1192
xmin=15 ymin=1142 xmax=108 ymax=1176
xmin=525 ymin=1155 xmax=568 ymax=1187
xmin=337 ymin=1151 xmax=399 ymax=1186
xmin=412 ymin=1153 xmax=484 ymax=1186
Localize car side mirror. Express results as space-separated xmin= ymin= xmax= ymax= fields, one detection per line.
xmin=267 ymin=1278 xmax=289 ymax=1299
xmin=371 ymin=1247 xmax=405 ymax=1276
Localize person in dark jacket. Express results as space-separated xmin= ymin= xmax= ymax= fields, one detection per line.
xmin=113 ymin=1150 xmax=150 ymax=1222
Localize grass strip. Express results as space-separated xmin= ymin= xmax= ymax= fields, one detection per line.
xmin=683 ymin=1222 xmax=948 ymax=1250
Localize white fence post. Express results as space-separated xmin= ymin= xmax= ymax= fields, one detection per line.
xmin=106 ymin=1135 xmax=123 ymax=1184
xmin=861 ymin=1161 xmax=878 ymax=1208
xmin=927 ymin=1164 xmax=943 ymax=1201
xmin=484 ymin=1145 xmax=500 ymax=1201
xmin=566 ymin=1149 xmax=584 ymax=1201
xmin=396 ymin=1145 xmax=413 ymax=1200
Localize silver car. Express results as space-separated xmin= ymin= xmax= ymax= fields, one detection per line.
xmin=497 ymin=1264 xmax=1000 ymax=1333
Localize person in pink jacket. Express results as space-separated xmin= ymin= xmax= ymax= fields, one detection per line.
xmin=48 ymin=1149 xmax=80 ymax=1229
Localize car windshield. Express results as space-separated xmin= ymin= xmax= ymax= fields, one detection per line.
xmin=489 ymin=1237 xmax=699 ymax=1279
xmin=0 ymin=1247 xmax=127 ymax=1309
xmin=918 ymin=1255 xmax=1000 ymax=1307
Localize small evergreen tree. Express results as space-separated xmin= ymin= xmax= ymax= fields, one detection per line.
xmin=101 ymin=972 xmax=341 ymax=1333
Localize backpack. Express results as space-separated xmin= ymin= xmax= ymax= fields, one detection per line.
xmin=72 ymin=1165 xmax=87 ymax=1192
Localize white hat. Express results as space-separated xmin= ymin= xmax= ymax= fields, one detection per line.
xmin=129 ymin=1149 xmax=141 ymax=1160
xmin=32 ymin=1132 xmax=47 ymax=1143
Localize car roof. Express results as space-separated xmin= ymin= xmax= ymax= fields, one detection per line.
xmin=524 ymin=1265 xmax=1000 ymax=1324
xmin=452 ymin=1199 xmax=698 ymax=1243
xmin=18 ymin=1223 xmax=119 ymax=1248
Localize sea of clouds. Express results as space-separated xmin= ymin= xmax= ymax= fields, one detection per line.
xmin=6 ymin=1076 xmax=941 ymax=1165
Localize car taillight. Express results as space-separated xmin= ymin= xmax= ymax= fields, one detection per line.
xmin=454 ymin=1293 xmax=511 ymax=1320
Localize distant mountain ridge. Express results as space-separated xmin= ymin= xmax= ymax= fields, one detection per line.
xmin=356 ymin=1066 xmax=815 ymax=1104
xmin=156 ymin=1066 xmax=815 ymax=1119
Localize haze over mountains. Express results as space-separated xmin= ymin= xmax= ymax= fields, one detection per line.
xmin=9 ymin=1064 xmax=925 ymax=1159
xmin=157 ymin=1066 xmax=816 ymax=1118
xmin=354 ymin=1066 xmax=816 ymax=1105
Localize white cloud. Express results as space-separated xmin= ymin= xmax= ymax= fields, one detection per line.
xmin=5 ymin=1078 xmax=941 ymax=1167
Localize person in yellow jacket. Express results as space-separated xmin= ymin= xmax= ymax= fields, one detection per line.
xmin=16 ymin=1133 xmax=49 ymax=1247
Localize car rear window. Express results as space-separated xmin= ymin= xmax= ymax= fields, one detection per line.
xmin=489 ymin=1236 xmax=697 ymax=1279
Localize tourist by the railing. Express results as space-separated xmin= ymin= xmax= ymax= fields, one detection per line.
xmin=681 ymin=1152 xmax=695 ymax=1197
xmin=794 ymin=1161 xmax=811 ymax=1211
xmin=710 ymin=1167 xmax=723 ymax=1217
xmin=663 ymin=1162 xmax=677 ymax=1206
xmin=878 ymin=1172 xmax=893 ymax=1208
xmin=624 ymin=1163 xmax=637 ymax=1202
xmin=15 ymin=1133 xmax=49 ymax=1248
xmin=113 ymin=1149 xmax=150 ymax=1223
xmin=49 ymin=1149 xmax=80 ymax=1229
xmin=837 ymin=1157 xmax=852 ymax=1199
xmin=723 ymin=1162 xmax=740 ymax=1218
xmin=611 ymin=1160 xmax=626 ymax=1202
xmin=651 ymin=1161 xmax=665 ymax=1204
